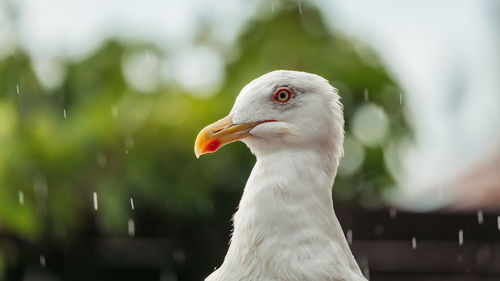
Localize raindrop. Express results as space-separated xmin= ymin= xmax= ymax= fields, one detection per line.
xmin=130 ymin=197 xmax=135 ymax=210
xmin=411 ymin=237 xmax=417 ymax=249
xmin=399 ymin=93 xmax=403 ymax=105
xmin=298 ymin=1 xmax=303 ymax=14
xmin=271 ymin=1 xmax=274 ymax=12
xmin=63 ymin=109 xmax=67 ymax=119
xmin=458 ymin=229 xmax=463 ymax=246
xmin=346 ymin=229 xmax=353 ymax=245
xmin=128 ymin=218 xmax=135 ymax=237
xmin=364 ymin=88 xmax=369 ymax=101
xmin=389 ymin=208 xmax=397 ymax=219
xmin=40 ymin=255 xmax=46 ymax=267
xmin=477 ymin=210 xmax=484 ymax=225
xmin=93 ymin=192 xmax=98 ymax=211
xmin=213 ymin=267 xmax=218 ymax=271
xmin=16 ymin=84 xmax=19 ymax=95
xmin=18 ymin=190 xmax=24 ymax=205
xmin=125 ymin=150 xmax=129 ymax=154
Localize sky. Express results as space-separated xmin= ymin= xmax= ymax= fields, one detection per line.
xmin=2 ymin=0 xmax=260 ymax=97
xmin=315 ymin=0 xmax=500 ymax=209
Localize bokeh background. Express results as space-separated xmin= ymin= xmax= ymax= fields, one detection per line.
xmin=0 ymin=0 xmax=499 ymax=280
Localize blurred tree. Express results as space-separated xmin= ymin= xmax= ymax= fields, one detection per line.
xmin=0 ymin=2 xmax=406 ymax=280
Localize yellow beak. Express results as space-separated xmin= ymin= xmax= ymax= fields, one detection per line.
xmin=194 ymin=114 xmax=265 ymax=158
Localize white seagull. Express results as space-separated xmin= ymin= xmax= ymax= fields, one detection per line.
xmin=195 ymin=70 xmax=367 ymax=281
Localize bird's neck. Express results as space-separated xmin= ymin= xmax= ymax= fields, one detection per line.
xmin=221 ymin=148 xmax=364 ymax=280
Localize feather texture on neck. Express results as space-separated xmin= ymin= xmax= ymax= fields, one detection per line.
xmin=206 ymin=148 xmax=366 ymax=281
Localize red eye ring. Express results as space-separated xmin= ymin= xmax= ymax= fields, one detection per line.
xmin=274 ymin=88 xmax=292 ymax=103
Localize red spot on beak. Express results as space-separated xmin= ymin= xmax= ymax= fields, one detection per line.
xmin=204 ymin=139 xmax=221 ymax=153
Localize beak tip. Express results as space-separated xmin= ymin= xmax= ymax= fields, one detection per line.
xmin=195 ymin=114 xmax=250 ymax=159
xmin=194 ymin=147 xmax=202 ymax=159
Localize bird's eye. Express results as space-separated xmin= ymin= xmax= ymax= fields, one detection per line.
xmin=274 ymin=88 xmax=292 ymax=103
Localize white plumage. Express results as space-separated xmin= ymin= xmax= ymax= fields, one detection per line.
xmin=195 ymin=70 xmax=366 ymax=281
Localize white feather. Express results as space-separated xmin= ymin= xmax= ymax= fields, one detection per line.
xmin=206 ymin=70 xmax=366 ymax=281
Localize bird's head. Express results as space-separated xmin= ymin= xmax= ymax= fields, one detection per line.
xmin=195 ymin=70 xmax=344 ymax=161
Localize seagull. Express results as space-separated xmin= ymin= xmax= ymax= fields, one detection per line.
xmin=195 ymin=70 xmax=367 ymax=281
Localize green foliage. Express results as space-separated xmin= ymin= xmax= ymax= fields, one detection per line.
xmin=0 ymin=2 xmax=407 ymax=278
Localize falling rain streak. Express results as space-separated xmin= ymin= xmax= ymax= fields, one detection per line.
xmin=411 ymin=237 xmax=417 ymax=249
xmin=130 ymin=197 xmax=135 ymax=210
xmin=93 ymin=192 xmax=98 ymax=211
xmin=458 ymin=229 xmax=463 ymax=246
xmin=399 ymin=93 xmax=403 ymax=105
xmin=18 ymin=190 xmax=24 ymax=205
xmin=40 ymin=255 xmax=46 ymax=267
xmin=128 ymin=218 xmax=135 ymax=237
xmin=298 ymin=2 xmax=303 ymax=14
xmin=477 ymin=210 xmax=484 ymax=225
xmin=346 ymin=229 xmax=353 ymax=245
xmin=16 ymin=84 xmax=19 ymax=95
xmin=364 ymin=88 xmax=369 ymax=101
xmin=63 ymin=109 xmax=67 ymax=119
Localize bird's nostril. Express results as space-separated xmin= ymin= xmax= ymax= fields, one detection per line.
xmin=213 ymin=128 xmax=223 ymax=134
